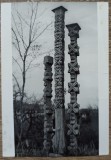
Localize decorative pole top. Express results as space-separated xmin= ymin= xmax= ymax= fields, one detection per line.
xmin=66 ymin=23 xmax=81 ymax=38
xmin=66 ymin=23 xmax=81 ymax=30
xmin=44 ymin=56 xmax=53 ymax=65
xmin=52 ymin=6 xmax=67 ymax=13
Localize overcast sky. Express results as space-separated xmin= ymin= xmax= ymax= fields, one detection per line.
xmin=12 ymin=2 xmax=98 ymax=108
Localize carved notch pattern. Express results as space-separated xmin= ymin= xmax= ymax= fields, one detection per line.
xmin=66 ymin=23 xmax=81 ymax=155
xmin=54 ymin=8 xmax=66 ymax=109
xmin=43 ymin=56 xmax=53 ymax=154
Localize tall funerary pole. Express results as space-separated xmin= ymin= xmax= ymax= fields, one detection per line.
xmin=66 ymin=23 xmax=81 ymax=155
xmin=52 ymin=6 xmax=67 ymax=154
xmin=43 ymin=56 xmax=53 ymax=155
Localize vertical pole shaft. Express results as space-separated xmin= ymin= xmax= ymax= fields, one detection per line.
xmin=52 ymin=6 xmax=67 ymax=154
xmin=66 ymin=23 xmax=81 ymax=155
xmin=43 ymin=56 xmax=53 ymax=155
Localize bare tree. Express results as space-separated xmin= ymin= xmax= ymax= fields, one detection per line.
xmin=12 ymin=2 xmax=53 ymax=155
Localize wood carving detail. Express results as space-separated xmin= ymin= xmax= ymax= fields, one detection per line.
xmin=66 ymin=23 xmax=81 ymax=155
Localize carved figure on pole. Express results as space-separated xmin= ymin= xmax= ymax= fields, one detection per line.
xmin=66 ymin=23 xmax=81 ymax=155
xmin=43 ymin=56 xmax=53 ymax=155
xmin=52 ymin=6 xmax=67 ymax=154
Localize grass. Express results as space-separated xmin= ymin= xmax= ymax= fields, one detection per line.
xmin=78 ymin=141 xmax=98 ymax=156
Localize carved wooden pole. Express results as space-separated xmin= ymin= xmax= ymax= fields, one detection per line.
xmin=52 ymin=6 xmax=67 ymax=154
xmin=43 ymin=56 xmax=53 ymax=155
xmin=66 ymin=23 xmax=81 ymax=155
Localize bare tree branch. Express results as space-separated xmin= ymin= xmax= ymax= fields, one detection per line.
xmin=25 ymin=58 xmax=34 ymax=72
xmin=12 ymin=14 xmax=27 ymax=50
xmin=31 ymin=2 xmax=38 ymax=36
xmin=13 ymin=57 xmax=22 ymax=73
xmin=16 ymin=12 xmax=27 ymax=50
xmin=16 ymin=9 xmax=30 ymax=27
xmin=13 ymin=73 xmax=21 ymax=94
xmin=12 ymin=28 xmax=23 ymax=61
xmin=32 ymin=22 xmax=52 ymax=42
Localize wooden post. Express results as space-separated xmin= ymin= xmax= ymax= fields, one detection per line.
xmin=66 ymin=23 xmax=81 ymax=155
xmin=43 ymin=56 xmax=53 ymax=155
xmin=52 ymin=6 xmax=67 ymax=154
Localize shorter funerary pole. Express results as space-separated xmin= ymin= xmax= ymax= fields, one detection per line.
xmin=66 ymin=23 xmax=81 ymax=155
xmin=52 ymin=6 xmax=67 ymax=154
xmin=43 ymin=56 xmax=53 ymax=155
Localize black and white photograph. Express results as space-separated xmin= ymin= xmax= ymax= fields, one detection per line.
xmin=1 ymin=1 xmax=109 ymax=157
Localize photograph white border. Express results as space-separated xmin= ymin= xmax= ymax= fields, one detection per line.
xmin=1 ymin=3 xmax=15 ymax=157
xmin=97 ymin=2 xmax=109 ymax=155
